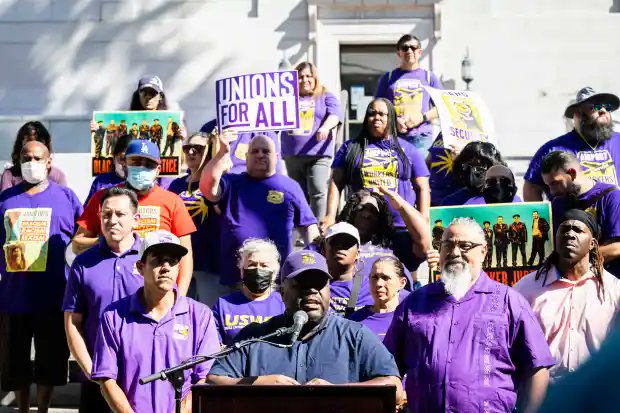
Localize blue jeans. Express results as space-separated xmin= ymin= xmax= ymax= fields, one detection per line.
xmin=284 ymin=156 xmax=331 ymax=219
xmin=400 ymin=131 xmax=434 ymax=155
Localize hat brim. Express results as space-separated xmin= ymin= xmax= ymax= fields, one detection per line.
xmin=324 ymin=231 xmax=360 ymax=245
xmin=565 ymin=93 xmax=620 ymax=118
xmin=139 ymin=83 xmax=162 ymax=94
xmin=126 ymin=153 xmax=161 ymax=164
xmin=140 ymin=243 xmax=188 ymax=261
xmin=285 ymin=267 xmax=332 ymax=281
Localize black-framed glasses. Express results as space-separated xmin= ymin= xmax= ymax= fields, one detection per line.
xmin=440 ymin=240 xmax=484 ymax=253
xmin=182 ymin=144 xmax=206 ymax=154
xmin=399 ymin=45 xmax=420 ymax=52
xmin=590 ymin=103 xmax=613 ymax=112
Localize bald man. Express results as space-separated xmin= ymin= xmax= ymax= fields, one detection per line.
xmin=200 ymin=131 xmax=319 ymax=288
xmin=0 ymin=141 xmax=83 ymax=412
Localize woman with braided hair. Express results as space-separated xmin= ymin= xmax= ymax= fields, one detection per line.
xmin=514 ymin=209 xmax=620 ymax=382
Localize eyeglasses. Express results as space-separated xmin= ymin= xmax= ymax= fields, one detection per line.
xmin=440 ymin=240 xmax=484 ymax=253
xmin=399 ymin=45 xmax=420 ymax=52
xmin=182 ymin=144 xmax=206 ymax=154
xmin=368 ymin=110 xmax=388 ymax=117
xmin=590 ymin=103 xmax=613 ymax=112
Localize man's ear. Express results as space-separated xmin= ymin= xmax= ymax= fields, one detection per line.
xmin=568 ymin=168 xmax=578 ymax=181
xmin=136 ymin=259 xmax=145 ymax=276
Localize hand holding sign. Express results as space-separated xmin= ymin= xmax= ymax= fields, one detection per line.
xmin=426 ymin=249 xmax=440 ymax=271
xmin=216 ymin=129 xmax=238 ymax=156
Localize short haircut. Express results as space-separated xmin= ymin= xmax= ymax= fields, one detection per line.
xmin=236 ymin=238 xmax=280 ymax=272
xmin=447 ymin=217 xmax=485 ymax=243
xmin=483 ymin=221 xmax=490 ymax=225
xmin=540 ymin=150 xmax=579 ymax=175
xmin=534 ymin=210 xmax=539 ymax=214
xmin=100 ymin=186 xmax=139 ymax=213
xmin=498 ymin=216 xmax=503 ymax=219
xmin=396 ymin=34 xmax=420 ymax=49
xmin=435 ymin=219 xmax=442 ymax=224
xmin=513 ymin=214 xmax=520 ymax=218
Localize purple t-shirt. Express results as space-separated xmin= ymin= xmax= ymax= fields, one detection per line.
xmin=441 ymin=187 xmax=475 ymax=206
xmin=332 ymin=138 xmax=429 ymax=227
xmin=347 ymin=290 xmax=410 ymax=340
xmin=218 ymin=173 xmax=316 ymax=284
xmin=525 ymin=130 xmax=620 ymax=195
xmin=375 ymin=68 xmax=442 ymax=138
xmin=384 ymin=273 xmax=555 ymax=413
xmin=85 ymin=172 xmax=123 ymax=205
xmin=281 ymin=91 xmax=341 ymax=157
xmin=464 ymin=194 xmax=522 ymax=205
xmin=62 ymin=235 xmax=143 ymax=380
xmin=0 ymin=181 xmax=83 ymax=313
xmin=228 ymin=131 xmax=284 ymax=174
xmin=329 ymin=274 xmax=373 ymax=316
xmin=167 ymin=176 xmax=219 ymax=273
xmin=91 ymin=291 xmax=221 ymax=413
xmin=211 ymin=290 xmax=285 ymax=345
xmin=428 ymin=134 xmax=460 ymax=206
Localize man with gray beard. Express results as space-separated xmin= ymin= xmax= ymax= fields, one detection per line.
xmin=524 ymin=87 xmax=620 ymax=201
xmin=385 ymin=218 xmax=554 ymax=413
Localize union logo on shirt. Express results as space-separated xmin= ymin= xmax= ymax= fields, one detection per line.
xmin=577 ymin=149 xmax=618 ymax=185
xmin=173 ymin=323 xmax=190 ymax=340
xmin=266 ymin=190 xmax=284 ymax=204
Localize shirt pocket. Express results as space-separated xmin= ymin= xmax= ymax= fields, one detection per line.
xmin=473 ymin=314 xmax=510 ymax=389
xmin=406 ymin=316 xmax=436 ymax=381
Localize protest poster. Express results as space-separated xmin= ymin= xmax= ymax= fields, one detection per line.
xmin=134 ymin=205 xmax=162 ymax=238
xmin=216 ymin=70 xmax=299 ymax=133
xmin=425 ymin=87 xmax=496 ymax=147
xmin=91 ymin=111 xmax=184 ymax=176
xmin=3 ymin=208 xmax=52 ymax=272
xmin=429 ymin=201 xmax=553 ymax=286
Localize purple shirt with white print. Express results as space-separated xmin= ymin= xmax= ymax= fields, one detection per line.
xmin=347 ymin=290 xmax=410 ymax=340
xmin=383 ymin=272 xmax=555 ymax=413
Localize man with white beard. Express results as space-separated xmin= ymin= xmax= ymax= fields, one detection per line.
xmin=384 ymin=217 xmax=554 ymax=413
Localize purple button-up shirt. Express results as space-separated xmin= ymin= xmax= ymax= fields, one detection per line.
xmin=384 ymin=273 xmax=554 ymax=413
xmin=91 ymin=290 xmax=221 ymax=413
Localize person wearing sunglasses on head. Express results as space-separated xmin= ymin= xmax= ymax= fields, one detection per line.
xmin=375 ymin=34 xmax=442 ymax=154
xmin=524 ymin=87 xmax=620 ymax=201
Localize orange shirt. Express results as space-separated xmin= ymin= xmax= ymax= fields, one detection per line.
xmin=77 ymin=184 xmax=196 ymax=238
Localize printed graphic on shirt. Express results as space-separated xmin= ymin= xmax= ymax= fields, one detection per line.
xmin=223 ymin=314 xmax=274 ymax=331
xmin=179 ymin=189 xmax=209 ymax=225
xmin=393 ymin=79 xmax=424 ymax=121
xmin=173 ymin=323 xmax=190 ymax=340
xmin=134 ymin=205 xmax=161 ymax=237
xmin=291 ymin=100 xmax=315 ymax=136
xmin=330 ymin=296 xmax=364 ymax=315
xmin=234 ymin=143 xmax=249 ymax=162
xmin=361 ymin=147 xmax=399 ymax=192
xmin=267 ymin=190 xmax=284 ymax=204
xmin=3 ymin=208 xmax=52 ymax=272
xmin=430 ymin=137 xmax=454 ymax=177
xmin=577 ymin=149 xmax=618 ymax=185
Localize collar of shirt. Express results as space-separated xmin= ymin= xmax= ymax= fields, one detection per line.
xmin=97 ymin=233 xmax=141 ymax=257
xmin=128 ymin=288 xmax=189 ymax=321
xmin=428 ymin=271 xmax=495 ymax=302
xmin=544 ymin=265 xmax=597 ymax=288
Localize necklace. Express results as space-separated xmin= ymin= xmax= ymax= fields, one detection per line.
xmin=576 ymin=129 xmax=599 ymax=151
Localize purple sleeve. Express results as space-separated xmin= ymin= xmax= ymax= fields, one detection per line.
xmin=219 ymin=173 xmax=233 ymax=201
xmin=331 ymin=141 xmax=350 ymax=169
xmin=211 ymin=299 xmax=225 ymax=344
xmin=91 ymin=311 xmax=120 ymax=380
xmin=290 ymin=179 xmax=318 ymax=228
xmin=70 ymin=189 xmax=84 ymax=223
xmin=193 ymin=307 xmax=222 ymax=381
xmin=62 ymin=263 xmax=85 ymax=313
xmin=0 ymin=168 xmax=14 ymax=192
xmin=409 ymin=146 xmax=430 ymax=178
xmin=383 ymin=300 xmax=407 ymax=376
xmin=374 ymin=72 xmax=390 ymax=99
xmin=524 ymin=144 xmax=553 ymax=186
xmin=509 ymin=293 xmax=556 ymax=373
xmin=602 ymin=190 xmax=620 ymax=238
xmin=50 ymin=166 xmax=67 ymax=187
xmin=430 ymin=72 xmax=442 ymax=89
xmin=324 ymin=92 xmax=342 ymax=120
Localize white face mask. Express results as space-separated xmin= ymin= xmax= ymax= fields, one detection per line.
xmin=21 ymin=160 xmax=48 ymax=184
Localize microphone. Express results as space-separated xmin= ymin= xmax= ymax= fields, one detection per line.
xmin=289 ymin=310 xmax=309 ymax=343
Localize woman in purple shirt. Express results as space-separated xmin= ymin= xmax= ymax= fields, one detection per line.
xmin=281 ymin=62 xmax=341 ymax=220
xmin=211 ymin=238 xmax=285 ymax=345
xmin=348 ymin=256 xmax=409 ymax=340
xmin=1 ymin=121 xmax=67 ymax=193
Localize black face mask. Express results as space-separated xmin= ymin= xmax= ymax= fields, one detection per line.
xmin=242 ymin=267 xmax=274 ymax=294
xmin=467 ymin=166 xmax=487 ymax=193
xmin=482 ymin=182 xmax=515 ymax=204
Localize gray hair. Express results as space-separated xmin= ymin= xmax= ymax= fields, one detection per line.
xmin=236 ymin=238 xmax=281 ymax=271
xmin=446 ymin=217 xmax=485 ymax=243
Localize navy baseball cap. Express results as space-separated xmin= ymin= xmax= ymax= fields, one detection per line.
xmin=125 ymin=139 xmax=161 ymax=164
xmin=281 ymin=251 xmax=332 ymax=280
xmin=138 ymin=75 xmax=163 ymax=93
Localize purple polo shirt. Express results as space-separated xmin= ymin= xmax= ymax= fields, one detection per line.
xmin=62 ymin=235 xmax=143 ymax=364
xmin=464 ymin=194 xmax=522 ymax=205
xmin=525 ymin=129 xmax=620 ymax=196
xmin=375 ymin=68 xmax=442 ymax=139
xmin=0 ymin=181 xmax=83 ymax=313
xmin=218 ymin=173 xmax=316 ymax=285
xmin=228 ymin=131 xmax=284 ymax=174
xmin=384 ymin=273 xmax=555 ymax=413
xmin=347 ymin=290 xmax=410 ymax=340
xmin=332 ymin=138 xmax=429 ymax=227
xmin=91 ymin=290 xmax=221 ymax=413
xmin=428 ymin=134 xmax=460 ymax=206
xmin=211 ymin=290 xmax=285 ymax=345
xmin=281 ymin=91 xmax=341 ymax=157
xmin=329 ymin=274 xmax=373 ymax=316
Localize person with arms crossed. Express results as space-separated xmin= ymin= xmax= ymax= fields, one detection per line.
xmin=91 ymin=230 xmax=220 ymax=413
xmin=63 ymin=187 xmax=144 ymax=412
xmin=0 ymin=141 xmax=83 ymax=413
xmin=529 ymin=211 xmax=550 ymax=266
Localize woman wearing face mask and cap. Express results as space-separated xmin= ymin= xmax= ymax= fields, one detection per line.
xmin=211 ymin=238 xmax=285 ymax=346
xmin=464 ymin=164 xmax=522 ymax=205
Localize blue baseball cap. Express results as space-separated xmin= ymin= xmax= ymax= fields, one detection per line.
xmin=125 ymin=139 xmax=160 ymax=164
xmin=281 ymin=250 xmax=332 ymax=280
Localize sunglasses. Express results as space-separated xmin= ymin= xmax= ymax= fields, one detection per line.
xmin=590 ymin=103 xmax=613 ymax=112
xmin=399 ymin=45 xmax=420 ymax=52
xmin=182 ymin=144 xmax=206 ymax=154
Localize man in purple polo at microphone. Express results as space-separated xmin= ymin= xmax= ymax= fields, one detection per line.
xmin=207 ymin=250 xmax=403 ymax=404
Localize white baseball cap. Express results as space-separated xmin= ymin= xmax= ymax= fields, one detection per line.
xmin=139 ymin=230 xmax=187 ymax=261
xmin=325 ymin=222 xmax=361 ymax=245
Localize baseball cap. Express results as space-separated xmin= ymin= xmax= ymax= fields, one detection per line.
xmin=484 ymin=165 xmax=514 ymax=183
xmin=281 ymin=250 xmax=332 ymax=280
xmin=139 ymin=230 xmax=188 ymax=261
xmin=125 ymin=139 xmax=161 ymax=164
xmin=359 ymin=193 xmax=380 ymax=212
xmin=138 ymin=75 xmax=164 ymax=94
xmin=324 ymin=222 xmax=361 ymax=245
xmin=564 ymin=87 xmax=619 ymax=118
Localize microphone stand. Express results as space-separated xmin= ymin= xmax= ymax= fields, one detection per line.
xmin=139 ymin=325 xmax=295 ymax=413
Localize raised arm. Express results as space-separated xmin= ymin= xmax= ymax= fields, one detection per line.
xmin=199 ymin=129 xmax=236 ymax=203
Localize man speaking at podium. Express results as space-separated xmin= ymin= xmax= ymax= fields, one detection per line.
xmin=207 ymin=250 xmax=402 ymax=398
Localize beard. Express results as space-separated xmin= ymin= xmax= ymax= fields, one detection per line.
xmin=579 ymin=115 xmax=613 ymax=143
xmin=440 ymin=261 xmax=473 ymax=299
xmin=565 ymin=180 xmax=582 ymax=201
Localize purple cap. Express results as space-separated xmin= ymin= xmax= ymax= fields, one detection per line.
xmin=281 ymin=251 xmax=332 ymax=280
xmin=138 ymin=75 xmax=163 ymax=93
xmin=125 ymin=139 xmax=161 ymax=164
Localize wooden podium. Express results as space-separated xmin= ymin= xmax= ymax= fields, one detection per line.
xmin=192 ymin=384 xmax=396 ymax=413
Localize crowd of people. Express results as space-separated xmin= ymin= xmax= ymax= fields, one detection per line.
xmin=0 ymin=33 xmax=619 ymax=413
